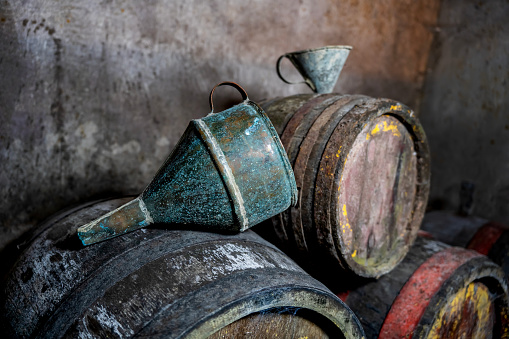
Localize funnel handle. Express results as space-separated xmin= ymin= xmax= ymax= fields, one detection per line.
xmin=209 ymin=81 xmax=249 ymax=113
xmin=276 ymin=54 xmax=313 ymax=89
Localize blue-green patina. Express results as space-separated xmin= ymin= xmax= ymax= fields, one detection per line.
xmin=77 ymin=86 xmax=297 ymax=245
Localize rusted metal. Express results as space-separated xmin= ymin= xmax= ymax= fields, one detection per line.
xmin=291 ymin=95 xmax=354 ymax=252
xmin=315 ymin=99 xmax=430 ymax=278
xmin=77 ymin=82 xmax=297 ymax=246
xmin=380 ymin=246 xmax=482 ymax=337
xmin=279 ymin=94 xmax=336 ymax=156
xmin=340 ymin=236 xmax=509 ymax=339
xmin=277 ymin=46 xmax=352 ymax=93
xmin=2 ymin=198 xmax=365 ymax=338
xmin=296 ymin=96 xmax=369 ymax=254
xmin=314 ymin=101 xmax=376 ymax=266
xmin=272 ymin=94 xmax=336 ymax=248
xmin=282 ymin=95 xmax=344 ymax=250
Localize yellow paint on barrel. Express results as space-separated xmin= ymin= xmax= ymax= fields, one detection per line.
xmin=428 ymin=282 xmax=494 ymax=338
xmin=336 ymin=146 xmax=342 ymax=158
xmin=339 ymin=204 xmax=352 ymax=244
xmin=370 ymin=124 xmax=381 ymax=137
xmin=366 ymin=120 xmax=401 ymax=140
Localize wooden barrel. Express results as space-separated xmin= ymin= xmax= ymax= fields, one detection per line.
xmin=0 ymin=197 xmax=364 ymax=338
xmin=422 ymin=210 xmax=509 ymax=280
xmin=337 ymin=236 xmax=509 ymax=338
xmin=256 ymin=94 xmax=430 ymax=278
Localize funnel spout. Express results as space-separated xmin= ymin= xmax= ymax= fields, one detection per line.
xmin=77 ymin=197 xmax=153 ymax=246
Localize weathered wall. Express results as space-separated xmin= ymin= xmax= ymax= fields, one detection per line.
xmin=0 ymin=0 xmax=440 ymax=249
xmin=420 ymin=0 xmax=509 ymax=223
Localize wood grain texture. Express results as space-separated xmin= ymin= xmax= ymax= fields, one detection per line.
xmin=208 ymin=309 xmax=343 ymax=339
xmin=292 ymin=95 xmax=366 ymax=253
xmin=427 ymin=282 xmax=495 ymax=339
xmin=336 ymin=115 xmax=417 ymax=276
xmin=277 ymin=94 xmax=340 ymax=251
xmin=1 ymin=198 xmax=364 ymax=339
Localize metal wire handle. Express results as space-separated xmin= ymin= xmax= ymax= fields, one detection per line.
xmin=209 ymin=81 xmax=249 ymax=113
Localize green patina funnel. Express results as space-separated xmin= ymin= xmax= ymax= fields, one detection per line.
xmin=277 ymin=45 xmax=352 ymax=94
xmin=77 ymin=82 xmax=297 ymax=246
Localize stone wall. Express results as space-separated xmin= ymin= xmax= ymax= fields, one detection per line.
xmin=420 ymin=0 xmax=509 ymax=223
xmin=0 ymin=0 xmax=440 ymax=249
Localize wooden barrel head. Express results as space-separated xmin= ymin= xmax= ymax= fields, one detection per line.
xmin=208 ymin=308 xmax=344 ymax=339
xmin=336 ymin=114 xmax=418 ymax=276
xmin=427 ymin=282 xmax=495 ymax=338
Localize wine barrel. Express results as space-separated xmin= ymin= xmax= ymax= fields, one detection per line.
xmin=337 ymin=236 xmax=509 ymax=338
xmin=422 ymin=210 xmax=509 ymax=280
xmin=0 ymin=198 xmax=364 ymax=338
xmin=256 ymin=94 xmax=430 ymax=278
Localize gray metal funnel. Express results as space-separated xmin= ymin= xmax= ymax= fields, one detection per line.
xmin=277 ymin=45 xmax=352 ymax=94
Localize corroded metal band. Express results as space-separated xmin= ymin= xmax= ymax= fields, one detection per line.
xmin=281 ymin=95 xmax=341 ymax=248
xmin=314 ymin=99 xmax=431 ymax=278
xmin=193 ymin=119 xmax=249 ymax=230
xmin=262 ymin=94 xmax=316 ymax=134
xmin=291 ymin=95 xmax=350 ymax=252
xmin=280 ymin=94 xmax=336 ymax=151
xmin=298 ymin=96 xmax=369 ymax=254
xmin=313 ymin=101 xmax=376 ymax=265
xmin=148 ymin=272 xmax=365 ymax=338
xmin=379 ymin=247 xmax=481 ymax=338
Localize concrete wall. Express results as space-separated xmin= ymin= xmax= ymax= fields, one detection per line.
xmin=420 ymin=0 xmax=509 ymax=223
xmin=0 ymin=0 xmax=440 ymax=249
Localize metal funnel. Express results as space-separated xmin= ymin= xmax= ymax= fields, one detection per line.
xmin=277 ymin=45 xmax=352 ymax=94
xmin=77 ymin=82 xmax=297 ymax=246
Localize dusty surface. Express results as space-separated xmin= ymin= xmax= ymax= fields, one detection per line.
xmin=420 ymin=0 xmax=509 ymax=223
xmin=0 ymin=0 xmax=440 ymax=250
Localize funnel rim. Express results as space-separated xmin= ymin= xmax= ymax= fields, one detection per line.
xmin=286 ymin=45 xmax=352 ymax=56
xmin=249 ymin=101 xmax=299 ymax=206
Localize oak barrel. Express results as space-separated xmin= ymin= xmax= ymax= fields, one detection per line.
xmin=0 ymin=197 xmax=364 ymax=338
xmin=337 ymin=236 xmax=509 ymax=338
xmin=256 ymin=94 xmax=430 ymax=278
xmin=422 ymin=210 xmax=509 ymax=280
